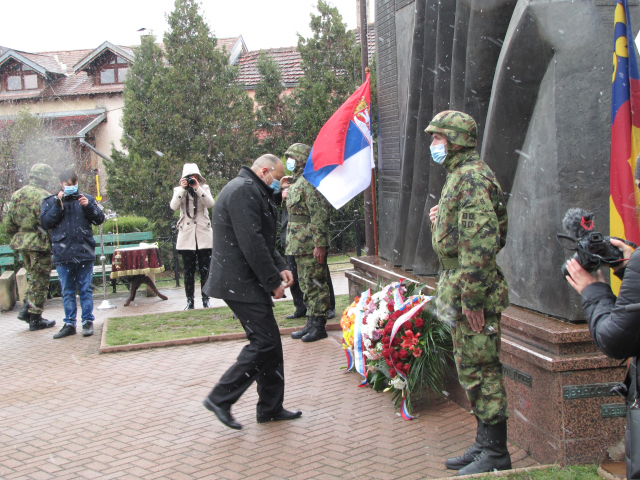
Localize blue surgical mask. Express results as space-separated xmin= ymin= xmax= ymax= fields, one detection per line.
xmin=286 ymin=158 xmax=297 ymax=171
xmin=430 ymin=144 xmax=448 ymax=164
xmin=270 ymin=178 xmax=281 ymax=192
xmin=63 ymin=185 xmax=78 ymax=195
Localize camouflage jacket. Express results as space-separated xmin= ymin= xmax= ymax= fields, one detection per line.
xmin=431 ymin=149 xmax=509 ymax=319
xmin=285 ymin=171 xmax=331 ymax=255
xmin=4 ymin=182 xmax=51 ymax=252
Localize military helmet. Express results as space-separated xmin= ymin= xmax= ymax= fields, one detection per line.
xmin=28 ymin=163 xmax=55 ymax=182
xmin=425 ymin=110 xmax=478 ymax=148
xmin=285 ymin=143 xmax=311 ymax=163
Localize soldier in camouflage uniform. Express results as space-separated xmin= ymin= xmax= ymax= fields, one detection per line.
xmin=427 ymin=111 xmax=511 ymax=475
xmin=4 ymin=164 xmax=57 ymax=331
xmin=284 ymin=143 xmax=332 ymax=342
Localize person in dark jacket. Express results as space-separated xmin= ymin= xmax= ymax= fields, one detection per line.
xmin=202 ymin=155 xmax=299 ymax=430
xmin=566 ymin=211 xmax=640 ymax=479
xmin=41 ymin=170 xmax=105 ymax=339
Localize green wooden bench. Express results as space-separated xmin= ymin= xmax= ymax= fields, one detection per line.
xmin=1 ymin=231 xmax=155 ymax=296
xmin=0 ymin=245 xmax=15 ymax=274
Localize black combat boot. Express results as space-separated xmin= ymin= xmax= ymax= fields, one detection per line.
xmin=326 ymin=309 xmax=336 ymax=319
xmin=302 ymin=316 xmax=328 ymax=342
xmin=184 ymin=297 xmax=195 ymax=310
xmin=291 ymin=316 xmax=312 ymax=339
xmin=53 ymin=323 xmax=76 ymax=338
xmin=28 ymin=313 xmax=56 ymax=331
xmin=202 ymin=295 xmax=211 ymax=308
xmin=286 ymin=307 xmax=307 ymax=319
xmin=456 ymin=421 xmax=511 ymax=476
xmin=17 ymin=299 xmax=29 ymax=322
xmin=445 ymin=417 xmax=485 ymax=470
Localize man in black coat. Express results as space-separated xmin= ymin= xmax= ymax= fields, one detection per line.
xmin=566 ymin=214 xmax=640 ymax=479
xmin=202 ymin=154 xmax=299 ymax=430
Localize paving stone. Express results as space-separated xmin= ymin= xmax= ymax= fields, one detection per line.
xmin=0 ymin=280 xmax=536 ymax=479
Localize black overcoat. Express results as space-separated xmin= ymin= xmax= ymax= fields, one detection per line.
xmin=581 ymin=250 xmax=640 ymax=480
xmin=203 ymin=167 xmax=287 ymax=305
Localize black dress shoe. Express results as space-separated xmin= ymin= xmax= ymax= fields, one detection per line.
xmin=256 ymin=409 xmax=302 ymax=423
xmin=203 ymin=398 xmax=242 ymax=430
xmin=286 ymin=308 xmax=307 ymax=320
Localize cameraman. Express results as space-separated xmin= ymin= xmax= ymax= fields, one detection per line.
xmin=565 ymin=217 xmax=640 ymax=478
xmin=170 ymin=164 xmax=214 ymax=310
xmin=41 ymin=170 xmax=105 ymax=339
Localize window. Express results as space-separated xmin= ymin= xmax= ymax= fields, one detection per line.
xmin=97 ymin=54 xmax=129 ymax=85
xmin=4 ymin=64 xmax=39 ymax=91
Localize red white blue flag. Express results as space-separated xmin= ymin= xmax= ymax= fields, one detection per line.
xmin=303 ymin=74 xmax=374 ymax=209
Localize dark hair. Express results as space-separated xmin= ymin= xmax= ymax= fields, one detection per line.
xmin=59 ymin=169 xmax=78 ymax=184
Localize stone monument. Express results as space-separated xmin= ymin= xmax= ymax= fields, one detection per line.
xmin=366 ymin=0 xmax=639 ymax=465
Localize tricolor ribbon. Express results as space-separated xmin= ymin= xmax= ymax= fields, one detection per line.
xmin=343 ymin=339 xmax=354 ymax=372
xmin=384 ymin=295 xmax=433 ymax=420
xmin=353 ymin=289 xmax=371 ymax=386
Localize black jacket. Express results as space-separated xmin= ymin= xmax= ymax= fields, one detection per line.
xmin=203 ymin=167 xmax=287 ymax=305
xmin=581 ymin=249 xmax=640 ymax=479
xmin=40 ymin=192 xmax=105 ymax=265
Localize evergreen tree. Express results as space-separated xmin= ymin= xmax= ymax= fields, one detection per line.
xmin=107 ymin=0 xmax=257 ymax=232
xmin=254 ymin=53 xmax=295 ymax=156
xmin=292 ymin=0 xmax=361 ymax=145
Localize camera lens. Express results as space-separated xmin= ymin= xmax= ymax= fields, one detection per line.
xmin=188 ymin=178 xmax=196 ymax=186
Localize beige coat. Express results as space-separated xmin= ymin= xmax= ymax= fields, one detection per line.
xmin=170 ymin=185 xmax=215 ymax=250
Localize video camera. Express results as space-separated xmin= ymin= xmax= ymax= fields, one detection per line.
xmin=557 ymin=208 xmax=627 ymax=277
xmin=62 ymin=193 xmax=81 ymax=202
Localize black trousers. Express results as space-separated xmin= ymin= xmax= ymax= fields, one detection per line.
xmin=180 ymin=249 xmax=212 ymax=299
xmin=286 ymin=255 xmax=335 ymax=311
xmin=208 ymin=300 xmax=285 ymax=414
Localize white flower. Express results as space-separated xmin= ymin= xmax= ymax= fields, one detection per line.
xmin=391 ymin=376 xmax=407 ymax=390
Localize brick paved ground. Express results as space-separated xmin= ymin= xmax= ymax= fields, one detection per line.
xmin=0 ymin=274 xmax=537 ymax=479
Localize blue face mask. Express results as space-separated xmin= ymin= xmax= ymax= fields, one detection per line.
xmin=270 ymin=178 xmax=281 ymax=192
xmin=286 ymin=158 xmax=297 ymax=172
xmin=430 ymin=144 xmax=448 ymax=164
xmin=63 ymin=185 xmax=78 ymax=195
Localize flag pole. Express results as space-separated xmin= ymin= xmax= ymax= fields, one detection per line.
xmin=360 ymin=0 xmax=378 ymax=256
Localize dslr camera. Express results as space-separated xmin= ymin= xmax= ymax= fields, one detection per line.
xmin=557 ymin=208 xmax=626 ymax=277
xmin=62 ymin=193 xmax=81 ymax=202
xmin=184 ymin=175 xmax=197 ymax=187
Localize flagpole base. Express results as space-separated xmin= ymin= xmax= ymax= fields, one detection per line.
xmin=97 ymin=300 xmax=117 ymax=310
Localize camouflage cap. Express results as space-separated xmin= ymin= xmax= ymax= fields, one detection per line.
xmin=28 ymin=163 xmax=55 ymax=181
xmin=285 ymin=143 xmax=311 ymax=163
xmin=425 ymin=110 xmax=477 ymax=148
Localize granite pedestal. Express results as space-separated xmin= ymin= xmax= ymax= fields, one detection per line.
xmin=346 ymin=256 xmax=627 ymax=465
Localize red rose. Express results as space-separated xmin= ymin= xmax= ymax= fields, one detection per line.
xmin=387 ymin=301 xmax=395 ymax=312
xmin=389 ymin=311 xmax=402 ymax=321
xmin=392 ymin=337 xmax=401 ymax=346
xmin=382 ymin=336 xmax=390 ymax=345
xmin=395 ymin=363 xmax=404 ymax=372
xmin=384 ymin=322 xmax=393 ymax=335
xmin=389 ymin=369 xmax=397 ymax=378
xmin=404 ymin=321 xmax=412 ymax=329
xmin=398 ymin=349 xmax=409 ymax=359
xmin=385 ymin=358 xmax=393 ymax=367
xmin=391 ymin=351 xmax=399 ymax=362
xmin=414 ymin=317 xmax=424 ymax=328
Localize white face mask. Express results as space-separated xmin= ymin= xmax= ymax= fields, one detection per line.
xmin=430 ymin=144 xmax=447 ymax=164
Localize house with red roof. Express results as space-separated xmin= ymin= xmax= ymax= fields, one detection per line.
xmin=0 ymin=37 xmax=247 ymax=198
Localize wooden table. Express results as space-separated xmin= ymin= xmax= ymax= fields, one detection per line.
xmin=110 ymin=246 xmax=168 ymax=306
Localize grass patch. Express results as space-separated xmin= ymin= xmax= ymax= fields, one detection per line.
xmin=476 ymin=465 xmax=599 ymax=479
xmin=105 ymin=294 xmax=351 ymax=347
xmin=328 ymin=253 xmax=355 ymax=271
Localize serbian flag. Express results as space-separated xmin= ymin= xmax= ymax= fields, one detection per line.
xmin=303 ymin=74 xmax=375 ymax=209
xmin=611 ymin=0 xmax=640 ymax=292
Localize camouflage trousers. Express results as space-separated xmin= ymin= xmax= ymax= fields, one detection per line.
xmin=295 ymin=254 xmax=330 ymax=317
xmin=19 ymin=250 xmax=52 ymax=315
xmin=451 ymin=313 xmax=509 ymax=425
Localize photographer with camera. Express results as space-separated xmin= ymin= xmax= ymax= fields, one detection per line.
xmin=40 ymin=169 xmax=105 ymax=339
xmin=170 ymin=164 xmax=214 ymax=310
xmin=564 ymin=188 xmax=640 ymax=478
